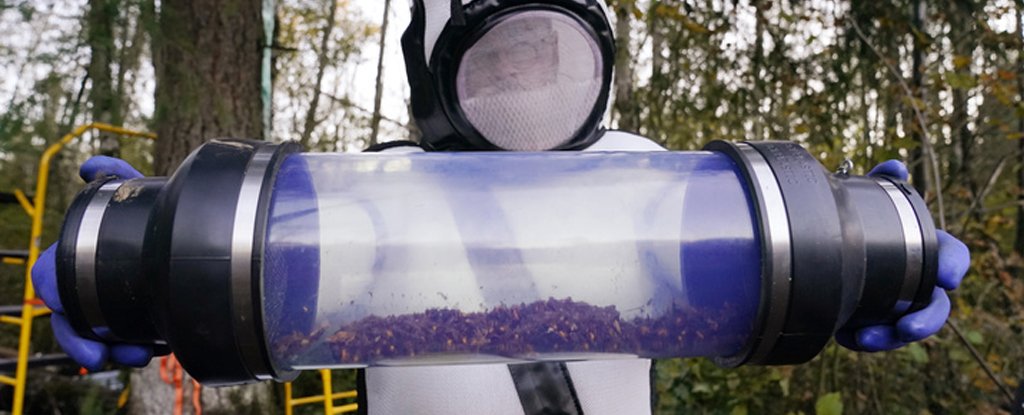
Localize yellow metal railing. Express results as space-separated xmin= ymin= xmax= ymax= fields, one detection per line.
xmin=1 ymin=123 xmax=155 ymax=415
xmin=1 ymin=257 xmax=25 ymax=266
xmin=284 ymin=370 xmax=359 ymax=415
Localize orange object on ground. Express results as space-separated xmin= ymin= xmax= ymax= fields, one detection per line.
xmin=161 ymin=354 xmax=202 ymax=415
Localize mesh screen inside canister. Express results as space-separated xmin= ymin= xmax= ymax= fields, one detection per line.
xmin=456 ymin=11 xmax=603 ymax=151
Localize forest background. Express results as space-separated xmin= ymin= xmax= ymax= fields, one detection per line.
xmin=1 ymin=0 xmax=1023 ymax=414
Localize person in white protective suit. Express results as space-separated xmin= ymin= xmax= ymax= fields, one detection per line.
xmin=347 ymin=1 xmax=666 ymax=413
xmin=25 ymin=0 xmax=968 ymax=412
xmin=337 ymin=1 xmax=968 ymax=414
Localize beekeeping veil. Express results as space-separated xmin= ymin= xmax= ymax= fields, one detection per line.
xmin=402 ymin=0 xmax=615 ymax=151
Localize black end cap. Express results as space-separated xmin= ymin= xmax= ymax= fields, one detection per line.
xmin=842 ymin=176 xmax=938 ymax=327
xmin=95 ymin=178 xmax=168 ymax=343
xmin=708 ymin=140 xmax=941 ymax=366
xmin=705 ymin=140 xmax=845 ymax=366
xmin=747 ymin=141 xmax=845 ymax=365
xmin=149 ymin=139 xmax=299 ymax=385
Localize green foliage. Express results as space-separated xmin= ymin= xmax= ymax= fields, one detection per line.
xmin=21 ymin=374 xmax=120 ymax=415
xmin=627 ymin=1 xmax=1024 ymax=411
xmin=272 ymin=0 xmax=378 ymax=150
xmin=814 ymin=393 xmax=842 ymax=415
xmin=905 ymin=343 xmax=929 ymax=364
xmin=654 ymin=359 xmax=793 ymax=413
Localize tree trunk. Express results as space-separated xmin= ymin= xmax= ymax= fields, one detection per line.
xmin=612 ymin=0 xmax=639 ymax=132
xmin=647 ymin=0 xmax=663 ymax=141
xmin=151 ymin=0 xmax=266 ymax=175
xmin=299 ymin=0 xmax=338 ymax=149
xmin=131 ymin=0 xmax=272 ymax=413
xmin=1015 ymin=3 xmax=1024 ymax=256
xmin=87 ymin=0 xmax=121 ymax=156
xmin=128 ymin=359 xmax=274 ymax=415
xmin=948 ymin=0 xmax=975 ymax=194
xmin=751 ymin=0 xmax=765 ymax=139
xmin=369 ymin=0 xmax=392 ymax=146
xmin=950 ymin=86 xmax=968 ymax=177
xmin=909 ymin=0 xmax=928 ymax=195
xmin=113 ymin=0 xmax=147 ymax=125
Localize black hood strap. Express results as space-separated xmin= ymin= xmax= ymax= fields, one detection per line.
xmin=450 ymin=0 xmax=467 ymax=26
xmin=509 ymin=362 xmax=584 ymax=415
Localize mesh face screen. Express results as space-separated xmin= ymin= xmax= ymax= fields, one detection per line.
xmin=455 ymin=11 xmax=603 ymax=151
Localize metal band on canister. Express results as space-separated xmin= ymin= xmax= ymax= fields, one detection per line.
xmin=75 ymin=180 xmax=123 ymax=339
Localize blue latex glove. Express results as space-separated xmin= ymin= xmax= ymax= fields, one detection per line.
xmin=31 ymin=156 xmax=154 ymax=371
xmin=835 ymin=160 xmax=971 ymax=352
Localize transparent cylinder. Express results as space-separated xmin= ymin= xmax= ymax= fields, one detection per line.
xmin=262 ymin=151 xmax=762 ymax=370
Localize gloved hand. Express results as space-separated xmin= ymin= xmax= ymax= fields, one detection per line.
xmin=31 ymin=156 xmax=154 ymax=371
xmin=836 ymin=160 xmax=971 ymax=352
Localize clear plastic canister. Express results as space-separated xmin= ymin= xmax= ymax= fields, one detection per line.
xmin=56 ymin=139 xmax=941 ymax=384
xmin=262 ymin=151 xmax=762 ymax=370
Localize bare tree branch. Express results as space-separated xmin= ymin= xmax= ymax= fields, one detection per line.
xmin=946 ymin=320 xmax=1016 ymax=407
xmin=323 ymin=91 xmax=406 ymax=128
xmin=299 ymin=0 xmax=338 ymax=149
xmin=848 ymin=16 xmax=947 ymax=229
xmin=368 ymin=0 xmax=392 ymax=146
xmin=957 ymin=156 xmax=1007 ymax=233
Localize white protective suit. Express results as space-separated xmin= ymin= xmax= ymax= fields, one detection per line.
xmin=353 ymin=1 xmax=662 ymax=412
xmin=357 ymin=131 xmax=666 ymax=414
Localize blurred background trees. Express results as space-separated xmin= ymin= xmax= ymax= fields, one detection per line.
xmin=1 ymin=0 xmax=1023 ymax=413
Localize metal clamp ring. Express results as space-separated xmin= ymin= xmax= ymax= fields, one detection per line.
xmin=875 ymin=179 xmax=924 ymax=315
xmin=734 ymin=143 xmax=793 ymax=364
xmin=75 ymin=180 xmax=123 ymax=340
xmin=231 ymin=144 xmax=279 ymax=380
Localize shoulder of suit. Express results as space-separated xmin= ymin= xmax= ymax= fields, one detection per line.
xmin=585 ymin=131 xmax=667 ymax=152
xmin=368 ymin=132 xmax=666 ymax=153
